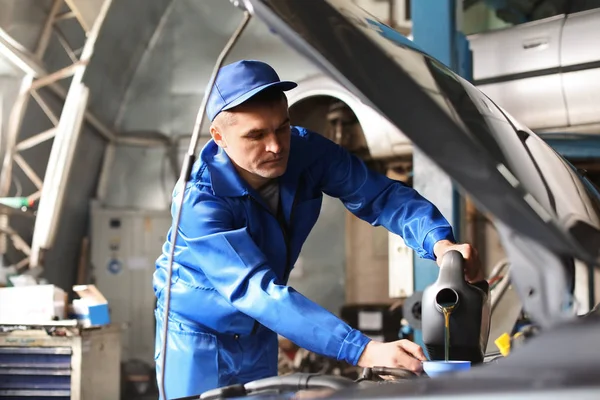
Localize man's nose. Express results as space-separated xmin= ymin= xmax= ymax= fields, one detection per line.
xmin=265 ymin=133 xmax=282 ymax=154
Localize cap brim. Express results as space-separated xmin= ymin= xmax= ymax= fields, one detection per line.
xmin=222 ymin=80 xmax=298 ymax=112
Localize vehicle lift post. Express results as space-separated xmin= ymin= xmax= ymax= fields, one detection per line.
xmin=410 ymin=0 xmax=473 ymax=347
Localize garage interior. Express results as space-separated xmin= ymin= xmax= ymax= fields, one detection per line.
xmin=0 ymin=0 xmax=599 ymax=399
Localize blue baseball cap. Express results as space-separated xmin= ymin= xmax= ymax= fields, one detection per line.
xmin=206 ymin=60 xmax=298 ymax=121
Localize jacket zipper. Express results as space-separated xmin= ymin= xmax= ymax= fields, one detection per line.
xmin=247 ymin=190 xmax=298 ymax=333
xmin=282 ymin=192 xmax=300 ymax=283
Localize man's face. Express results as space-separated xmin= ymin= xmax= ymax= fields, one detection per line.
xmin=210 ymin=96 xmax=291 ymax=187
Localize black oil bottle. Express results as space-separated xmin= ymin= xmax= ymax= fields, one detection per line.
xmin=421 ymin=250 xmax=491 ymax=364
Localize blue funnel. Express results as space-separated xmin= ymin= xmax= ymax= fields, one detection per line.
xmin=423 ymin=360 xmax=471 ymax=377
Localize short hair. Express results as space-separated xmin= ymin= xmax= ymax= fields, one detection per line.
xmin=213 ymin=110 xmax=237 ymax=127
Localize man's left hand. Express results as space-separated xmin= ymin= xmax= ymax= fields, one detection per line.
xmin=433 ymin=240 xmax=483 ymax=282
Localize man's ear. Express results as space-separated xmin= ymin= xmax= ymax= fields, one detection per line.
xmin=210 ymin=124 xmax=227 ymax=148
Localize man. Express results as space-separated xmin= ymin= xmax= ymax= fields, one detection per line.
xmin=153 ymin=59 xmax=481 ymax=398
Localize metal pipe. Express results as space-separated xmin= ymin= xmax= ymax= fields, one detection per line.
xmin=158 ymin=10 xmax=252 ymax=400
xmin=116 ymin=136 xmax=170 ymax=147
xmin=80 ymin=105 xmax=116 ymax=141
xmin=30 ymin=84 xmax=89 ymax=267
xmin=0 ymin=76 xmax=34 ymax=197
xmin=588 ymin=263 xmax=596 ymax=311
xmin=0 ymin=95 xmax=4 ymax=257
xmin=28 ymin=190 xmax=42 ymax=203
xmin=96 ymin=142 xmax=115 ymax=203
xmin=53 ymin=26 xmax=79 ymax=63
xmin=0 ymin=75 xmax=32 ymax=269
xmin=76 ymin=0 xmax=113 ymax=63
xmin=491 ymin=271 xmax=512 ymax=313
xmin=13 ymin=154 xmax=44 ymax=189
xmin=0 ymin=30 xmax=43 ymax=76
xmin=0 ymin=28 xmax=117 ymax=143
xmin=46 ymin=0 xmax=118 ymax=144
xmin=488 ymin=258 xmax=510 ymax=281
xmin=11 ymin=235 xmax=32 ymax=256
xmin=0 ymin=88 xmax=3 ymax=150
xmin=0 ymin=92 xmax=3 ymax=174
xmin=0 ymin=215 xmax=7 ymax=257
xmin=30 ymin=61 xmax=86 ymax=91
xmin=14 ymin=257 xmax=30 ymax=271
xmin=0 ymin=1 xmax=115 ymax=268
xmin=30 ymin=90 xmax=59 ymax=125
xmin=0 ymin=225 xmax=32 ymax=255
xmin=55 ymin=11 xmax=77 ymax=21
xmin=36 ymin=0 xmax=64 ymax=58
xmin=46 ymin=80 xmax=116 ymax=141
xmin=15 ymin=128 xmax=57 ymax=152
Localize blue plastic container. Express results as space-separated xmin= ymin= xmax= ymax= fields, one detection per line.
xmin=422 ymin=361 xmax=471 ymax=377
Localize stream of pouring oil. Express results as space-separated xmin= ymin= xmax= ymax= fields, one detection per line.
xmin=441 ymin=304 xmax=456 ymax=362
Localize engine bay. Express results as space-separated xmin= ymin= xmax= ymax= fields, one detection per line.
xmin=182 ymin=309 xmax=600 ymax=399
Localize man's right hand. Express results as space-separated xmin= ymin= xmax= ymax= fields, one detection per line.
xmin=357 ymin=339 xmax=427 ymax=374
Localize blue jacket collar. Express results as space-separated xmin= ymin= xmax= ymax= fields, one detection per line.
xmin=200 ymin=140 xmax=249 ymax=197
xmin=199 ymin=130 xmax=307 ymax=224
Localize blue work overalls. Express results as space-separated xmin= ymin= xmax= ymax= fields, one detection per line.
xmin=153 ymin=126 xmax=454 ymax=399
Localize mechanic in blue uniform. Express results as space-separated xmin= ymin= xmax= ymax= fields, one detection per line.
xmin=153 ymin=60 xmax=481 ymax=398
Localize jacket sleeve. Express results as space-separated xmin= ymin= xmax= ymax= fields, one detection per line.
xmin=304 ymin=128 xmax=455 ymax=260
xmin=175 ymin=182 xmax=371 ymax=366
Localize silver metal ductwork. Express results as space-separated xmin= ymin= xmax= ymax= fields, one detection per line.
xmin=469 ymin=8 xmax=600 ymax=134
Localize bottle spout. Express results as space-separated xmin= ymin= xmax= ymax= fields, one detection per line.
xmin=435 ymin=288 xmax=459 ymax=313
xmin=438 ymin=250 xmax=466 ymax=282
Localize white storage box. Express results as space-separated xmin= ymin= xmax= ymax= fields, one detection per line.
xmin=0 ymin=284 xmax=67 ymax=325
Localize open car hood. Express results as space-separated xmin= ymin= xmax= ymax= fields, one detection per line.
xmin=242 ymin=0 xmax=600 ymax=266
